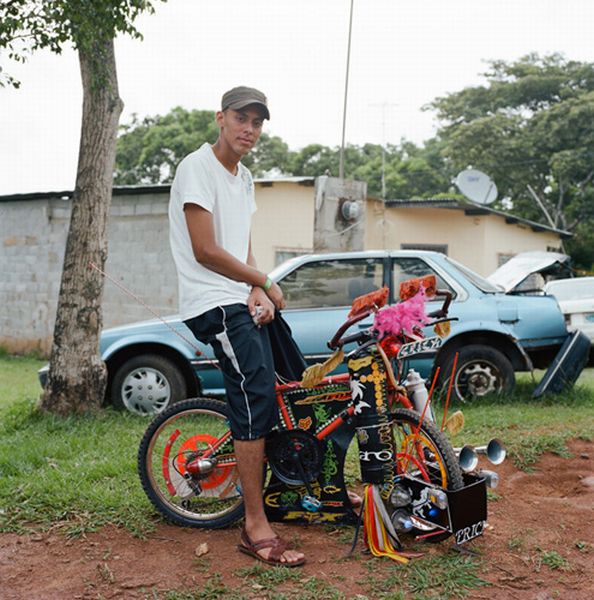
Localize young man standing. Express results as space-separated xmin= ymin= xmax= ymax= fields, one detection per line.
xmin=168 ymin=87 xmax=305 ymax=567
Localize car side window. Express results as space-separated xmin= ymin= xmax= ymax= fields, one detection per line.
xmin=393 ymin=258 xmax=455 ymax=300
xmin=280 ymin=258 xmax=384 ymax=309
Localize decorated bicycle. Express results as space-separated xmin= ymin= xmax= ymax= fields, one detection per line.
xmin=138 ymin=275 xmax=505 ymax=562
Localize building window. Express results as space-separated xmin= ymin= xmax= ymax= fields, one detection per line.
xmin=497 ymin=253 xmax=515 ymax=267
xmin=400 ymin=243 xmax=448 ymax=255
xmin=275 ymin=248 xmax=312 ymax=266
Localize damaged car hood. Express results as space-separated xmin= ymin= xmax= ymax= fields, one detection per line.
xmin=487 ymin=251 xmax=571 ymax=293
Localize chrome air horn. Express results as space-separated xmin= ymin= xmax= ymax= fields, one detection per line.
xmin=456 ymin=438 xmax=506 ymax=473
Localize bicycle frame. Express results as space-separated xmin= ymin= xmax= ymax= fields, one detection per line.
xmin=144 ymin=277 xmax=503 ymax=547
xmin=260 ymin=336 xmax=428 ymax=524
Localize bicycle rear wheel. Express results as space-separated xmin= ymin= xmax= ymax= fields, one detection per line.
xmin=138 ymin=397 xmax=244 ymax=528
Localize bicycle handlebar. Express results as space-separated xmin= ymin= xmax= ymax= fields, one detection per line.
xmin=328 ymin=288 xmax=453 ymax=351
xmin=427 ymin=289 xmax=452 ymax=319
xmin=334 ymin=329 xmax=373 ymax=348
xmin=327 ymin=310 xmax=371 ymax=350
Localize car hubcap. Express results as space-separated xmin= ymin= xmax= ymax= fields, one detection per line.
xmin=456 ymin=362 xmax=499 ymax=399
xmin=121 ymin=368 xmax=171 ymax=415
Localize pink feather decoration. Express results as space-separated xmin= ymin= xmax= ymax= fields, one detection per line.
xmin=373 ymin=288 xmax=429 ymax=338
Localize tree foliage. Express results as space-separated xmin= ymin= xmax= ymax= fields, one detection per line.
xmin=428 ymin=54 xmax=594 ymax=266
xmin=0 ymin=0 xmax=164 ymax=414
xmin=115 ymin=109 xmax=450 ymax=198
xmin=115 ymin=108 xmax=219 ymax=184
xmin=0 ymin=0 xmax=155 ymax=87
xmin=114 ymin=107 xmax=292 ymax=182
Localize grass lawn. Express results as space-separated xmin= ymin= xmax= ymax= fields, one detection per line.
xmin=0 ymin=348 xmax=46 ymax=409
xmin=1 ymin=351 xmax=592 ymax=598
xmin=1 ymin=352 xmax=592 ymax=535
xmin=441 ymin=369 xmax=594 ymax=467
xmin=0 ymin=350 xmax=154 ymax=535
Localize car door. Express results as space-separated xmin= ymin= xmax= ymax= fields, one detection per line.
xmin=278 ymin=256 xmax=386 ymax=367
xmin=390 ymin=255 xmax=458 ymax=377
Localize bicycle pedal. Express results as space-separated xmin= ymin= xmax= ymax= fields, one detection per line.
xmin=301 ymin=495 xmax=321 ymax=512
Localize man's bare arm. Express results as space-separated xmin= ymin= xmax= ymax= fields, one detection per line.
xmin=185 ymin=204 xmax=285 ymax=308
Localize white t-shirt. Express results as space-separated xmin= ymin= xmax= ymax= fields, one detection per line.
xmin=169 ymin=143 xmax=256 ymax=320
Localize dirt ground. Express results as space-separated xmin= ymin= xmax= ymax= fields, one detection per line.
xmin=1 ymin=439 xmax=593 ymax=600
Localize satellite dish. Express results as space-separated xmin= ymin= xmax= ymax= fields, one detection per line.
xmin=455 ymin=168 xmax=497 ymax=205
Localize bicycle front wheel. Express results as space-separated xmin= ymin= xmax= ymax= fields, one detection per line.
xmin=138 ymin=397 xmax=244 ymax=528
xmin=391 ymin=408 xmax=464 ymax=542
xmin=392 ymin=408 xmax=463 ymax=490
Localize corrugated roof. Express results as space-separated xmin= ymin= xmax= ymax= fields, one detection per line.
xmin=0 ymin=184 xmax=571 ymax=238
xmin=385 ymin=197 xmax=572 ymax=238
xmin=0 ymin=177 xmax=316 ymax=202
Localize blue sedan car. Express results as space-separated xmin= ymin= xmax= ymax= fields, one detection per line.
xmin=40 ymin=250 xmax=569 ymax=414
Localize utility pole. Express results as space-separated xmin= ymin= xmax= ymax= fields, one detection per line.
xmin=339 ymin=0 xmax=354 ymax=180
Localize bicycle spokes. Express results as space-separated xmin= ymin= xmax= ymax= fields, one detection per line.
xmin=139 ymin=399 xmax=244 ymax=528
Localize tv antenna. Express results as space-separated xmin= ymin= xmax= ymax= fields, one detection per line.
xmin=370 ymin=102 xmax=398 ymax=199
xmin=454 ymin=168 xmax=497 ymax=205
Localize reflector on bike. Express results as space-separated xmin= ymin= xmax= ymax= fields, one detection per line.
xmin=378 ymin=335 xmax=401 ymax=359
xmin=348 ymin=286 xmax=389 ymax=317
xmin=399 ymin=275 xmax=436 ymax=300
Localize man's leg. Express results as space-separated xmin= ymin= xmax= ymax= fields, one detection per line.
xmin=187 ymin=306 xmax=304 ymax=564
xmin=234 ymin=438 xmax=305 ymax=565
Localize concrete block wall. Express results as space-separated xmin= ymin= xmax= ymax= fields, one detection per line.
xmin=0 ymin=191 xmax=177 ymax=356
xmin=0 ymin=198 xmax=69 ymax=354
xmin=104 ymin=193 xmax=178 ymax=329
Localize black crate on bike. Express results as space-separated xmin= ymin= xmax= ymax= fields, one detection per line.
xmin=446 ymin=474 xmax=488 ymax=545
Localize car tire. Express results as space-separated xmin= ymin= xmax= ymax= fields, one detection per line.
xmin=440 ymin=344 xmax=515 ymax=402
xmin=111 ymin=353 xmax=187 ymax=416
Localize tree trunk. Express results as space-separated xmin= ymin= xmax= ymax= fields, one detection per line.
xmin=40 ymin=40 xmax=123 ymax=415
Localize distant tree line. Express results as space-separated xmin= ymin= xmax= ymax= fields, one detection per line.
xmin=115 ymin=54 xmax=594 ymax=270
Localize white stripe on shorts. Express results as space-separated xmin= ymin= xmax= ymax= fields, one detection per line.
xmin=214 ymin=306 xmax=252 ymax=438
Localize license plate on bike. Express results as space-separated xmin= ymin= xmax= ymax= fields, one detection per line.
xmin=397 ymin=336 xmax=442 ymax=359
xmin=447 ymin=474 xmax=488 ymax=545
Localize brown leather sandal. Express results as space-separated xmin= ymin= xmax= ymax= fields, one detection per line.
xmin=238 ymin=528 xmax=306 ymax=567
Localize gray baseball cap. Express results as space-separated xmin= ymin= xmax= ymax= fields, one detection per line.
xmin=221 ymin=86 xmax=270 ymax=120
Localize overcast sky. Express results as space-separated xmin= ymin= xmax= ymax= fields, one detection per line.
xmin=1 ymin=0 xmax=593 ymax=196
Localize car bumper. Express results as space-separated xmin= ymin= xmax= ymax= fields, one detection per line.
xmin=567 ymin=314 xmax=594 ymax=343
xmin=38 ymin=364 xmax=49 ymax=388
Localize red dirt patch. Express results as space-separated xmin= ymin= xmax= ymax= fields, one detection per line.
xmin=1 ymin=439 xmax=593 ymax=599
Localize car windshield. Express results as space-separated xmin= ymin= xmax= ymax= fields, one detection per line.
xmin=444 ymin=256 xmax=503 ymax=293
xmin=546 ymin=279 xmax=594 ymax=302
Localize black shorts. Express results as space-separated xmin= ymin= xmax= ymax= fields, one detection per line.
xmin=184 ymin=303 xmax=278 ymax=441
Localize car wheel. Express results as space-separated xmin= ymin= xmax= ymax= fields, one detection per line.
xmin=440 ymin=344 xmax=515 ymax=402
xmin=111 ymin=354 xmax=187 ymax=416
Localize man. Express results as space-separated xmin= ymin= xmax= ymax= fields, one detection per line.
xmin=168 ymin=86 xmax=305 ymax=567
